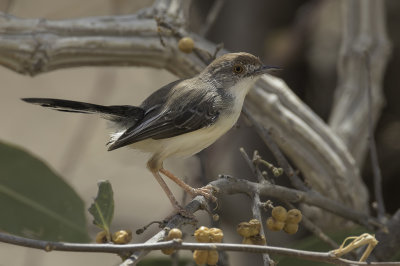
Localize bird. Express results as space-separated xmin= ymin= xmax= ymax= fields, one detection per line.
xmin=22 ymin=52 xmax=277 ymax=214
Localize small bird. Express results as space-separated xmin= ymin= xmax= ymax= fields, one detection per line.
xmin=23 ymin=52 xmax=276 ymax=213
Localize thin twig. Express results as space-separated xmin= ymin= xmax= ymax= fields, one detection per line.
xmin=215 ymin=176 xmax=381 ymax=229
xmin=242 ymin=107 xmax=309 ymax=191
xmin=365 ymin=52 xmax=386 ymax=221
xmin=0 ymin=232 xmax=396 ymax=266
xmin=242 ymin=148 xmax=275 ymax=265
xmin=252 ymin=193 xmax=274 ymax=266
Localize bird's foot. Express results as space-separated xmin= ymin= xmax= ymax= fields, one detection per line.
xmin=189 ymin=185 xmax=217 ymax=202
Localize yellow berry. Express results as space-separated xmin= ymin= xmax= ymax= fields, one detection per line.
xmin=212 ymin=214 xmax=220 ymax=221
xmin=112 ymin=230 xmax=132 ymax=244
xmin=271 ymin=206 xmax=288 ymax=222
xmin=194 ymin=226 xmax=210 ymax=243
xmin=161 ymin=248 xmax=175 ymax=255
xmin=286 ymin=209 xmax=302 ymax=224
xmin=251 ymin=234 xmax=267 ymax=245
xmin=209 ymin=228 xmax=223 ymax=243
xmin=242 ymin=237 xmax=254 ymax=245
xmin=207 ymin=250 xmax=219 ymax=265
xmin=178 ymin=37 xmax=195 ymax=53
xmin=249 ymin=219 xmax=262 ymax=231
xmin=193 ymin=250 xmax=208 ymax=265
xmin=266 ymin=217 xmax=284 ymax=231
xmin=237 ymin=221 xmax=260 ymax=237
xmin=283 ymin=223 xmax=299 ymax=234
xmin=167 ymin=228 xmax=182 ymax=240
xmin=95 ymin=231 xmax=108 ymax=243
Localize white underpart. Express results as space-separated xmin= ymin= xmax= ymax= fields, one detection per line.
xmin=109 ymin=77 xmax=257 ymax=161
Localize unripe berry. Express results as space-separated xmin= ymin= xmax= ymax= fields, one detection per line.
xmin=194 ymin=226 xmax=210 ymax=243
xmin=178 ymin=37 xmax=195 ymax=53
xmin=207 ymin=250 xmax=219 ymax=265
xmin=167 ymin=228 xmax=182 ymax=240
xmin=251 ymin=234 xmax=267 ymax=245
xmin=161 ymin=248 xmax=175 ymax=255
xmin=209 ymin=228 xmax=223 ymax=243
xmin=193 ymin=250 xmax=208 ymax=265
xmin=286 ymin=209 xmax=302 ymax=224
xmin=266 ymin=217 xmax=284 ymax=231
xmin=112 ymin=230 xmax=132 ymax=244
xmin=283 ymin=223 xmax=299 ymax=234
xmin=237 ymin=220 xmax=260 ymax=237
xmin=271 ymin=206 xmax=288 ymax=222
xmin=242 ymin=237 xmax=254 ymax=245
xmin=95 ymin=231 xmax=108 ymax=243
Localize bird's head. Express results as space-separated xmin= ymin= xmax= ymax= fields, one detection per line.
xmin=200 ymin=52 xmax=279 ymax=91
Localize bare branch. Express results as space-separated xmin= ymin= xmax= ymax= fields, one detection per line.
xmin=364 ymin=53 xmax=386 ymax=220
xmin=0 ymin=231 xmax=396 ymax=266
xmin=240 ymin=148 xmax=275 ymax=265
xmin=0 ymin=11 xmax=206 ymax=77
xmin=121 ymin=195 xmax=206 ymax=265
xmin=328 ymin=0 xmax=391 ymax=167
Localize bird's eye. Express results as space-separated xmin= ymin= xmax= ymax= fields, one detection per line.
xmin=233 ymin=64 xmax=244 ymax=74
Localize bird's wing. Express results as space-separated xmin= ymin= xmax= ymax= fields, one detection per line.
xmin=107 ymin=92 xmax=221 ymax=151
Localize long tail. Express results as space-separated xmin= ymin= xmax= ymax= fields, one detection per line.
xmin=22 ymin=98 xmax=144 ymax=123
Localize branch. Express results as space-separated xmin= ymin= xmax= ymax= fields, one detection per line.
xmin=365 ymin=53 xmax=386 ymax=221
xmin=239 ymin=149 xmax=274 ymax=265
xmin=328 ymin=0 xmax=391 ymax=167
xmin=0 ymin=11 xmax=207 ymax=77
xmin=120 ymin=195 xmax=206 ymax=265
xmin=1 ymin=231 xmax=397 ymax=266
xmin=245 ymin=75 xmax=369 ymax=221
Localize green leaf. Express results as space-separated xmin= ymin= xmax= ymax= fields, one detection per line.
xmin=88 ymin=180 xmax=114 ymax=234
xmin=0 ymin=141 xmax=90 ymax=242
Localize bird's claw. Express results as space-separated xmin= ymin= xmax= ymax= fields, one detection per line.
xmin=190 ymin=185 xmax=217 ymax=202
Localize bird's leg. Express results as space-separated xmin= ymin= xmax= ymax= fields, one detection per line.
xmin=149 ymin=169 xmax=182 ymax=210
xmin=160 ymin=168 xmax=217 ymax=202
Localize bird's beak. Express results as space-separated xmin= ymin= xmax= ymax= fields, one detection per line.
xmin=255 ymin=65 xmax=282 ymax=75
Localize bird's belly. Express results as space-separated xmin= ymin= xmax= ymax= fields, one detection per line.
xmin=129 ymin=112 xmax=240 ymax=159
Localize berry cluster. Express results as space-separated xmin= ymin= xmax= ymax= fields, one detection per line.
xmin=193 ymin=226 xmax=224 ymax=265
xmin=266 ymin=206 xmax=302 ymax=234
xmin=236 ymin=219 xmax=267 ymax=245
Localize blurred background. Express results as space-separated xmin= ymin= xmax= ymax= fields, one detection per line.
xmin=0 ymin=0 xmax=399 ymax=265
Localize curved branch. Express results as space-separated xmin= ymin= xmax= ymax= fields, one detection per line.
xmin=328 ymin=0 xmax=391 ymax=166
xmin=245 ymin=76 xmax=369 ymax=215
xmin=1 ymin=233 xmax=394 ymax=266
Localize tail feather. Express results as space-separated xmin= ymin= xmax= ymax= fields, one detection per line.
xmin=22 ymin=98 xmax=144 ymax=123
